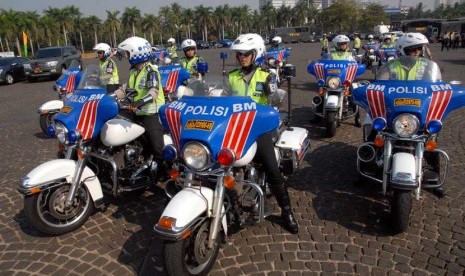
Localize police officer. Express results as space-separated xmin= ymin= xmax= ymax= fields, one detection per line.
xmin=167 ymin=37 xmax=178 ymax=64
xmin=93 ymin=43 xmax=119 ymax=94
xmin=228 ymin=33 xmax=298 ymax=234
xmin=380 ymin=34 xmax=395 ymax=48
xmin=330 ymin=35 xmax=355 ymax=61
xmin=179 ymin=39 xmax=205 ymax=77
xmin=353 ymin=33 xmax=361 ymax=54
xmin=117 ymin=36 xmax=166 ymax=169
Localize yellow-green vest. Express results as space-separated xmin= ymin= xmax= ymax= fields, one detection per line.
xmin=353 ymin=37 xmax=361 ymax=49
xmin=388 ymin=59 xmax=426 ymax=80
xmin=128 ymin=63 xmax=165 ymax=115
xmin=330 ymin=50 xmax=352 ymax=60
xmin=99 ymin=58 xmax=119 ymax=85
xmin=228 ymin=68 xmax=269 ymax=105
xmin=180 ymin=56 xmax=202 ymax=75
xmin=167 ymin=45 xmax=178 ymax=59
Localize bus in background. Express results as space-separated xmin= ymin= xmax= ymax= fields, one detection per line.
xmin=269 ymin=26 xmax=313 ymax=43
xmin=399 ymin=18 xmax=465 ymax=42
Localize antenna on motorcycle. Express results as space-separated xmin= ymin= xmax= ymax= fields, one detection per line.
xmin=220 ymin=52 xmax=228 ymax=76
xmin=283 ymin=64 xmax=296 ymax=125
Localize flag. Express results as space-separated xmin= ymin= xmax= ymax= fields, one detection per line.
xmin=22 ymin=32 xmax=28 ymax=57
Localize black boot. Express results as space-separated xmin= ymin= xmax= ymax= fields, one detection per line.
xmin=281 ymin=206 xmax=298 ymax=234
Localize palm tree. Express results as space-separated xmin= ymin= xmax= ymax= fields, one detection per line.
xmin=105 ymin=10 xmax=121 ymax=47
xmin=0 ymin=9 xmax=23 ymax=55
xmin=38 ymin=15 xmax=58 ymax=47
xmin=182 ymin=8 xmax=195 ymax=39
xmin=44 ymin=7 xmax=73 ymax=45
xmin=23 ymin=11 xmax=40 ymax=56
xmin=195 ymin=5 xmax=212 ymax=41
xmin=213 ymin=5 xmax=231 ymax=40
xmin=121 ymin=7 xmax=141 ymax=36
xmin=260 ymin=2 xmax=276 ymax=31
xmin=141 ymin=14 xmax=159 ymax=45
xmin=86 ymin=16 xmax=101 ymax=47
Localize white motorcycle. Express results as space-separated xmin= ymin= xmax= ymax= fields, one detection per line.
xmin=153 ymin=67 xmax=310 ymax=275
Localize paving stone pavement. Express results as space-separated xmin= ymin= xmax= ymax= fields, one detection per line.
xmin=0 ymin=42 xmax=465 ymax=276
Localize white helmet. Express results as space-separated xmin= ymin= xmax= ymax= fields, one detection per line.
xmin=118 ymin=36 xmax=152 ymax=65
xmin=396 ymin=32 xmax=428 ymax=56
xmin=181 ymin=39 xmax=197 ymax=51
xmin=383 ymin=34 xmax=392 ymax=41
xmin=231 ymin=33 xmax=265 ymax=63
xmin=368 ymin=34 xmax=374 ymax=39
xmin=93 ymin=43 xmax=111 ymax=59
xmin=271 ymin=36 xmax=282 ymax=45
xmin=332 ymin=34 xmax=350 ymax=48
xmin=167 ymin=37 xmax=175 ymax=44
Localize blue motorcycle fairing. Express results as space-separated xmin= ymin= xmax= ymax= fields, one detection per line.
xmin=375 ymin=48 xmax=397 ymax=62
xmin=352 ymin=80 xmax=465 ymax=130
xmin=158 ymin=65 xmax=190 ymax=94
xmin=307 ymin=60 xmax=366 ymax=83
xmin=56 ymin=67 xmax=82 ymax=93
xmin=54 ymin=89 xmax=118 ymax=140
xmin=159 ymin=96 xmax=280 ymax=161
xmin=152 ymin=50 xmax=168 ymax=61
xmin=265 ymin=48 xmax=290 ymax=63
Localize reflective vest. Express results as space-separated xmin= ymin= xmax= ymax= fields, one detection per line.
xmin=381 ymin=43 xmax=395 ymax=48
xmin=388 ymin=58 xmax=427 ymax=80
xmin=353 ymin=37 xmax=361 ymax=48
xmin=330 ymin=50 xmax=353 ymax=60
xmin=128 ymin=63 xmax=165 ymax=115
xmin=228 ymin=67 xmax=269 ymax=105
xmin=321 ymin=38 xmax=328 ymax=49
xmin=99 ymin=58 xmax=119 ymax=85
xmin=180 ymin=56 xmax=203 ymax=75
xmin=167 ymin=45 xmax=178 ymax=58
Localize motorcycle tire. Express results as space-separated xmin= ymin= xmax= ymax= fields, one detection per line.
xmin=354 ymin=111 xmax=362 ymax=127
xmin=164 ymin=219 xmax=221 ymax=276
xmin=39 ymin=113 xmax=56 ymax=134
xmin=390 ymin=189 xmax=412 ymax=235
xmin=326 ymin=112 xmax=338 ymax=137
xmin=24 ymin=183 xmax=94 ymax=235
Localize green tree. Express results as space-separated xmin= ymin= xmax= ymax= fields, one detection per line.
xmin=121 ymin=7 xmax=140 ymax=36
xmin=105 ymin=10 xmax=121 ymax=47
xmin=195 ymin=5 xmax=212 ymax=41
xmin=358 ymin=3 xmax=389 ymax=33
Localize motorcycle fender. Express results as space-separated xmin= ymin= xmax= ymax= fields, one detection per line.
xmin=20 ymin=159 xmax=103 ymax=204
xmin=325 ymin=95 xmax=339 ymax=109
xmin=160 ymin=187 xmax=227 ymax=234
xmin=391 ymin=152 xmax=417 ymax=186
xmin=38 ymin=100 xmax=63 ymax=114
xmin=100 ymin=119 xmax=145 ymax=147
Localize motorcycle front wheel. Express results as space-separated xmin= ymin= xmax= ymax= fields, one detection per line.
xmin=326 ymin=111 xmax=338 ymax=137
xmin=164 ymin=220 xmax=221 ymax=276
xmin=39 ymin=113 xmax=56 ymax=134
xmin=24 ymin=183 xmax=94 ymax=235
xmin=390 ymin=189 xmax=412 ymax=234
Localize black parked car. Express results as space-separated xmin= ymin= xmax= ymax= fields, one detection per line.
xmin=0 ymin=57 xmax=31 ymax=85
xmin=196 ymin=40 xmax=210 ymax=49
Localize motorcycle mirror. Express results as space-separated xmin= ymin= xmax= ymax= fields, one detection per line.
xmin=450 ymin=80 xmax=462 ymax=85
xmin=220 ymin=52 xmax=228 ymax=60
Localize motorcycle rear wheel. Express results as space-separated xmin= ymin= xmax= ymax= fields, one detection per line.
xmin=24 ymin=184 xmax=94 ymax=235
xmin=39 ymin=113 xmax=56 ymax=134
xmin=164 ymin=220 xmax=221 ymax=276
xmin=326 ymin=112 xmax=338 ymax=137
xmin=390 ymin=189 xmax=412 ymax=234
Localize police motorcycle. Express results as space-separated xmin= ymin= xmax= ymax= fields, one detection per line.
xmin=307 ymin=59 xmax=366 ymax=137
xmin=158 ymin=64 xmax=191 ymax=102
xmin=38 ymin=60 xmax=83 ymax=134
xmin=371 ymin=47 xmax=397 ymax=76
xmin=264 ymin=47 xmax=290 ymax=86
xmin=153 ymin=66 xmax=310 ymax=275
xmin=152 ymin=47 xmax=169 ymax=65
xmin=18 ymin=64 xmax=173 ymax=235
xmin=352 ymin=58 xmax=465 ymax=234
xmin=362 ymin=40 xmax=379 ymax=69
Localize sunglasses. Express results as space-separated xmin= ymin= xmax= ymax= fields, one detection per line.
xmin=237 ymin=51 xmax=253 ymax=57
xmin=97 ymin=51 xmax=104 ymax=54
xmin=184 ymin=47 xmax=195 ymax=51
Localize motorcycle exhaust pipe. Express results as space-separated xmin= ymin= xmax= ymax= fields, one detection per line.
xmin=357 ymin=143 xmax=376 ymax=163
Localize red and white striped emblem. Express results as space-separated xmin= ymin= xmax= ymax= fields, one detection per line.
xmin=277 ymin=50 xmax=285 ymax=62
xmin=367 ymin=89 xmax=386 ymax=119
xmin=221 ymin=111 xmax=257 ymax=158
xmin=344 ymin=63 xmax=358 ymax=83
xmin=314 ymin=63 xmax=325 ymax=80
xmin=65 ymin=72 xmax=77 ymax=93
xmin=76 ymin=100 xmax=99 ymax=140
xmin=166 ymin=69 xmax=180 ymax=93
xmin=166 ymin=108 xmax=181 ymax=149
xmin=426 ymin=90 xmax=452 ymax=122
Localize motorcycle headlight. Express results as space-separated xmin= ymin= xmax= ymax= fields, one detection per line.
xmin=55 ymin=122 xmax=68 ymax=144
xmin=393 ymin=113 xmax=419 ymax=138
xmin=182 ymin=142 xmax=210 ymax=171
xmin=327 ymin=77 xmax=340 ymax=89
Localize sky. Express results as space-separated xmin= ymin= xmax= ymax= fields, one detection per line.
xmin=3 ymin=0 xmax=435 ymax=20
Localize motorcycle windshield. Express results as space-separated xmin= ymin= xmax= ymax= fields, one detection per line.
xmin=55 ymin=60 xmax=82 ymax=93
xmin=159 ymin=80 xmax=280 ymax=160
xmin=307 ymin=59 xmax=366 ymax=83
xmin=54 ymin=64 xmax=118 ymax=140
xmin=352 ymin=61 xmax=465 ymax=130
xmin=158 ymin=65 xmax=190 ymax=94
